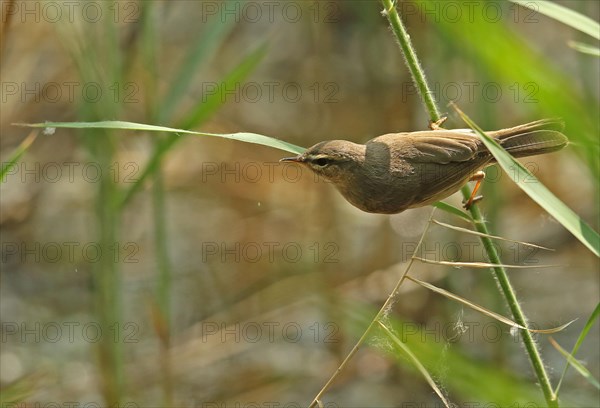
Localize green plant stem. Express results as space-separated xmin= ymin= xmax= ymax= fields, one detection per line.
xmin=381 ymin=1 xmax=557 ymax=406
xmin=88 ymin=130 xmax=124 ymax=404
xmin=381 ymin=0 xmax=441 ymax=122
xmin=465 ymin=195 xmax=557 ymax=406
xmin=139 ymin=4 xmax=174 ymax=404
xmin=152 ymin=166 xmax=174 ymax=405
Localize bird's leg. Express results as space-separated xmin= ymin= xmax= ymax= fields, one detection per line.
xmin=429 ymin=116 xmax=448 ymax=130
xmin=463 ymin=171 xmax=485 ymax=210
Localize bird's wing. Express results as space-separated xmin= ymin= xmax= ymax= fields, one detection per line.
xmin=406 ymin=131 xmax=481 ymax=164
xmin=370 ymin=131 xmax=483 ymax=165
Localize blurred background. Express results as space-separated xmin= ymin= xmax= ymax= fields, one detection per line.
xmin=1 ymin=0 xmax=598 ymax=406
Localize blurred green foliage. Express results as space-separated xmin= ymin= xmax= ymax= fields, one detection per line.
xmin=1 ymin=1 xmax=598 ymax=406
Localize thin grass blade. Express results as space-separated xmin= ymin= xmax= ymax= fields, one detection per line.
xmin=179 ymin=43 xmax=268 ymax=129
xmin=1 ymin=130 xmax=39 ymax=182
xmin=377 ymin=321 xmax=451 ymax=408
xmin=15 ymin=120 xmax=304 ymax=208
xmin=568 ymin=41 xmax=600 ymax=57
xmin=432 ymin=219 xmax=554 ymax=250
xmin=554 ymin=302 xmax=600 ymax=395
xmin=432 ymin=201 xmax=472 ymax=222
xmin=508 ymin=0 xmax=600 ymax=40
xmin=15 ymin=120 xmax=304 ymax=154
xmin=160 ymin=15 xmax=237 ymax=122
xmin=406 ymin=276 xmax=572 ymax=334
xmin=413 ymin=257 xmax=557 ymax=269
xmin=549 ymin=337 xmax=600 ymax=390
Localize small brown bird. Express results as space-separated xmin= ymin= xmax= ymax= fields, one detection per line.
xmin=280 ymin=119 xmax=568 ymax=214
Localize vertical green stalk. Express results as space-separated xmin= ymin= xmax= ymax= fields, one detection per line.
xmin=152 ymin=166 xmax=174 ymax=404
xmin=152 ymin=179 xmax=170 ymax=322
xmin=63 ymin=3 xmax=126 ymax=401
xmin=381 ymin=0 xmax=441 ymax=122
xmin=380 ymin=1 xmax=557 ymax=406
xmin=90 ymin=131 xmax=124 ymax=404
xmin=99 ymin=7 xmax=125 ymax=402
xmin=466 ymin=200 xmax=556 ymax=406
xmin=139 ymin=3 xmax=174 ymax=404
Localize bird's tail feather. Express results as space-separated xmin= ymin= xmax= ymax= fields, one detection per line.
xmin=491 ymin=119 xmax=568 ymax=158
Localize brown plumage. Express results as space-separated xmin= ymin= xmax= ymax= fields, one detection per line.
xmin=280 ymin=119 xmax=568 ymax=214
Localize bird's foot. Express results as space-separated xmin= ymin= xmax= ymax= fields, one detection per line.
xmin=429 ymin=116 xmax=448 ymax=130
xmin=463 ymin=171 xmax=485 ymax=210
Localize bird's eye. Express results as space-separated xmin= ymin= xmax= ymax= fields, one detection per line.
xmin=314 ymin=157 xmax=330 ymax=167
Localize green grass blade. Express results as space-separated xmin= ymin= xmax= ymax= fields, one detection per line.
xmin=1 ymin=130 xmax=39 ymax=182
xmin=454 ymin=107 xmax=600 ymax=257
xmin=555 ymin=302 xmax=600 ymax=395
xmin=549 ymin=337 xmax=600 ymax=390
xmin=432 ymin=201 xmax=473 ymax=222
xmin=568 ymin=41 xmax=600 ymax=57
xmin=377 ymin=321 xmax=451 ymax=408
xmin=432 ymin=219 xmax=554 ymax=251
xmin=15 ymin=120 xmax=305 ymax=154
xmin=159 ymin=15 xmax=237 ymax=122
xmin=15 ymin=120 xmax=304 ymax=209
xmin=508 ymin=0 xmax=600 ymax=40
xmin=179 ymin=42 xmax=268 ymax=129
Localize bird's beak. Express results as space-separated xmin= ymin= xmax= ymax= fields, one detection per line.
xmin=280 ymin=155 xmax=304 ymax=163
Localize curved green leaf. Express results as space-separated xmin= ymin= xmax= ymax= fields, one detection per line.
xmin=454 ymin=107 xmax=600 ymax=257
xmin=508 ymin=0 xmax=600 ymax=40
xmin=568 ymin=41 xmax=600 ymax=57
